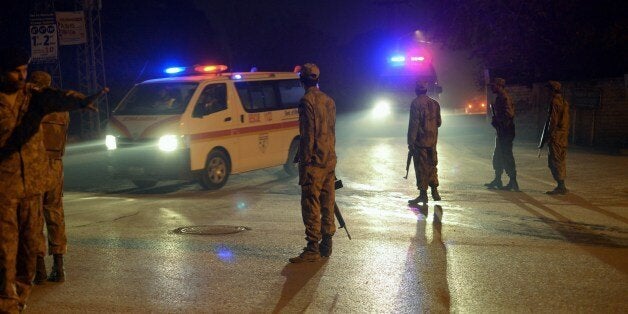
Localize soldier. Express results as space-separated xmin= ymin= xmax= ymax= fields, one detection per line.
xmin=484 ymin=78 xmax=519 ymax=191
xmin=29 ymin=72 xmax=70 ymax=284
xmin=407 ymin=81 xmax=442 ymax=204
xmin=290 ymin=63 xmax=337 ymax=263
xmin=545 ymin=81 xmax=570 ymax=194
xmin=0 ymin=47 xmax=105 ymax=312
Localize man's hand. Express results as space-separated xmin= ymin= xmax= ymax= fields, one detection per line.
xmin=82 ymin=87 xmax=110 ymax=112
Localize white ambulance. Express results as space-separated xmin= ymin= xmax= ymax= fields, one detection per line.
xmin=105 ymin=65 xmax=301 ymax=189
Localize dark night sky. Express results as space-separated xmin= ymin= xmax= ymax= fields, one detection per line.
xmin=1 ymin=0 xmax=626 ymax=110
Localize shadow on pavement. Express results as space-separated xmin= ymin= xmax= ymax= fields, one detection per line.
xmin=397 ymin=204 xmax=451 ymax=312
xmin=497 ymin=191 xmax=628 ymax=275
xmin=272 ymin=260 xmax=328 ymax=313
xmin=550 ymin=193 xmax=628 ymax=225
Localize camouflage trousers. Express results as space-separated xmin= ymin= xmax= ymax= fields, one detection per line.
xmin=0 ymin=194 xmax=43 ymax=313
xmin=548 ymin=142 xmax=567 ymax=181
xmin=412 ymin=147 xmax=439 ymax=190
xmin=492 ymin=135 xmax=517 ymax=177
xmin=299 ymin=164 xmax=336 ymax=250
xmin=37 ymin=159 xmax=67 ymax=257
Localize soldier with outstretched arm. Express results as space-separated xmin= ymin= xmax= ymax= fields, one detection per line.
xmin=0 ymin=47 xmax=107 ymax=312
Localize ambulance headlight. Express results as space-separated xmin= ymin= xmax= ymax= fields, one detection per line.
xmin=105 ymin=135 xmax=117 ymax=150
xmin=371 ymin=100 xmax=391 ymax=118
xmin=158 ymin=134 xmax=179 ymax=152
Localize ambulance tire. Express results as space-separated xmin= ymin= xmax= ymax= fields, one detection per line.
xmin=132 ymin=179 xmax=158 ymax=188
xmin=283 ymin=139 xmax=299 ymax=177
xmin=199 ymin=150 xmax=230 ymax=190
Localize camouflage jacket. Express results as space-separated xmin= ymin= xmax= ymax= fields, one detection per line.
xmin=548 ymin=93 xmax=570 ymax=146
xmin=408 ymin=94 xmax=442 ymax=148
xmin=297 ymin=86 xmax=337 ymax=168
xmin=0 ymin=87 xmax=86 ymax=198
xmin=492 ymin=90 xmax=515 ymax=136
xmin=42 ymin=111 xmax=70 ymax=159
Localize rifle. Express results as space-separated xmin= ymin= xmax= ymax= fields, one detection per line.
xmin=403 ymin=149 xmax=412 ymax=179
xmin=334 ymin=179 xmax=352 ymax=240
xmin=537 ymin=107 xmax=552 ymax=158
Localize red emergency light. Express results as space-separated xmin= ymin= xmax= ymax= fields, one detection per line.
xmin=193 ymin=65 xmax=228 ymax=73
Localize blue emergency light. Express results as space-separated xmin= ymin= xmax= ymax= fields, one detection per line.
xmin=164 ymin=67 xmax=186 ymax=74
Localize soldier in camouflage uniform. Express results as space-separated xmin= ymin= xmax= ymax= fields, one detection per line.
xmin=290 ymin=63 xmax=337 ymax=263
xmin=545 ymin=81 xmax=570 ymax=195
xmin=0 ymin=47 xmax=105 ymax=312
xmin=407 ymin=81 xmax=442 ymax=204
xmin=484 ymin=78 xmax=520 ymax=191
xmin=29 ymin=72 xmax=70 ymax=284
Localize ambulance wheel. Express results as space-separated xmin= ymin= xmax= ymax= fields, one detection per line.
xmin=132 ymin=179 xmax=157 ymax=188
xmin=283 ymin=139 xmax=299 ymax=177
xmin=199 ymin=150 xmax=230 ymax=190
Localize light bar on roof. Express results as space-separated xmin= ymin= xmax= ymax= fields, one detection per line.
xmin=165 ymin=67 xmax=186 ymax=74
xmin=193 ymin=65 xmax=228 ymax=73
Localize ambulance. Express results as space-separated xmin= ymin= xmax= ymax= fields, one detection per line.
xmin=105 ymin=65 xmax=302 ymax=189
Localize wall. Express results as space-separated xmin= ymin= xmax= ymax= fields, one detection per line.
xmin=506 ymin=76 xmax=628 ymax=149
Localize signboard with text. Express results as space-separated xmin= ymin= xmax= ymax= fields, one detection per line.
xmin=56 ymin=11 xmax=87 ymax=45
xmin=29 ymin=14 xmax=58 ymax=62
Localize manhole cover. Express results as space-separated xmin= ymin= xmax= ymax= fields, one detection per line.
xmin=173 ymin=225 xmax=251 ymax=235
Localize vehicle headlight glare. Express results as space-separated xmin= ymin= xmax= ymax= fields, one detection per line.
xmin=105 ymin=135 xmax=117 ymax=150
xmin=158 ymin=134 xmax=179 ymax=152
xmin=372 ymin=100 xmax=391 ymax=118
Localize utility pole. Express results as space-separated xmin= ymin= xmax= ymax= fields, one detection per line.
xmin=75 ymin=0 xmax=109 ymax=139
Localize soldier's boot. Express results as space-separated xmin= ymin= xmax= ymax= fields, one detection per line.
xmin=484 ymin=174 xmax=503 ymax=189
xmin=34 ymin=256 xmax=47 ymax=285
xmin=546 ymin=180 xmax=568 ymax=195
xmin=408 ymin=190 xmax=429 ymax=205
xmin=48 ymin=254 xmax=65 ymax=282
xmin=289 ymin=242 xmax=320 ymax=263
xmin=501 ymin=175 xmax=520 ymax=192
xmin=430 ymin=186 xmax=441 ymax=201
xmin=320 ymin=235 xmax=333 ymax=257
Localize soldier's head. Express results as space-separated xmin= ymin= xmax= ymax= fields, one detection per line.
xmin=298 ymin=63 xmax=320 ymax=88
xmin=547 ymin=80 xmax=561 ymax=93
xmin=29 ymin=71 xmax=52 ymax=88
xmin=489 ymin=77 xmax=505 ymax=93
xmin=0 ymin=47 xmax=30 ymax=93
xmin=415 ymin=81 xmax=428 ymax=95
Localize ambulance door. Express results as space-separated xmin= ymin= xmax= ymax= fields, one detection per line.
xmin=187 ymin=83 xmax=238 ymax=173
xmin=233 ymin=80 xmax=280 ymax=171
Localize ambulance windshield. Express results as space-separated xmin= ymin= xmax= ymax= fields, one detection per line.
xmin=114 ymin=82 xmax=198 ymax=115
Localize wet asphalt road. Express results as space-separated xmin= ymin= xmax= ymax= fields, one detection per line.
xmin=27 ymin=112 xmax=627 ymax=313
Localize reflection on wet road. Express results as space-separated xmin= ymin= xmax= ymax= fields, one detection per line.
xmin=27 ymin=113 xmax=628 ymax=312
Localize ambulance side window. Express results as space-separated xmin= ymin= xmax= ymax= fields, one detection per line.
xmin=193 ymin=83 xmax=227 ymax=117
xmin=277 ymin=79 xmax=302 ymax=109
xmin=235 ymin=81 xmax=280 ymax=112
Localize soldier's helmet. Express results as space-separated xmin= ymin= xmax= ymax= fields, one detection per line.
xmin=547 ymin=80 xmax=561 ymax=92
xmin=299 ymin=63 xmax=320 ymax=82
xmin=489 ymin=77 xmax=506 ymax=87
xmin=29 ymin=71 xmax=52 ymax=87
xmin=0 ymin=47 xmax=30 ymax=72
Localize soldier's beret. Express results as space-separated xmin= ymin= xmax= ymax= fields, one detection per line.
xmin=299 ymin=63 xmax=320 ymax=81
xmin=415 ymin=81 xmax=428 ymax=91
xmin=547 ymin=80 xmax=561 ymax=91
xmin=489 ymin=77 xmax=506 ymax=87
xmin=29 ymin=71 xmax=52 ymax=87
xmin=0 ymin=47 xmax=30 ymax=71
